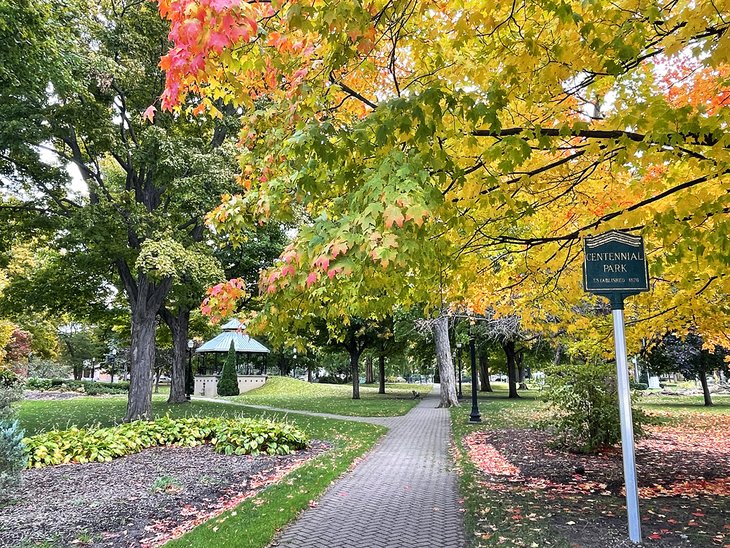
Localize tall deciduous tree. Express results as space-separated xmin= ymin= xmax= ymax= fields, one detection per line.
xmin=158 ymin=0 xmax=730 ymax=365
xmin=1 ymin=0 xmax=245 ymax=419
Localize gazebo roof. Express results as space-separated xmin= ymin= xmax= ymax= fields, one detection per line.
xmin=196 ymin=320 xmax=269 ymax=354
xmin=221 ymin=318 xmax=245 ymax=331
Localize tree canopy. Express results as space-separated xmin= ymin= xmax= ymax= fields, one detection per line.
xmin=157 ymin=0 xmax=729 ymax=363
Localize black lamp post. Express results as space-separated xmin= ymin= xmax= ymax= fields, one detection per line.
xmin=186 ymin=339 xmax=194 ymax=401
xmin=456 ymin=342 xmax=463 ymax=399
xmin=469 ymin=324 xmax=481 ymax=423
xmin=110 ymin=349 xmax=117 ymax=383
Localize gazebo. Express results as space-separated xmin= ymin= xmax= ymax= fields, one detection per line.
xmin=193 ymin=319 xmax=270 ymax=397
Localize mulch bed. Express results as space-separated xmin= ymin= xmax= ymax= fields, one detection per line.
xmin=465 ymin=425 xmax=730 ymax=547
xmin=0 ymin=441 xmax=330 ymax=547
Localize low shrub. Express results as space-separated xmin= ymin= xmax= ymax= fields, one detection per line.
xmin=27 ymin=359 xmax=72 ymax=380
xmin=0 ymin=368 xmax=22 ymax=421
xmin=0 ymin=368 xmax=19 ymax=389
xmin=23 ymin=416 xmax=308 ymax=468
xmin=631 ymin=382 xmax=649 ymax=391
xmin=541 ymin=362 xmax=652 ymax=454
xmin=0 ymin=367 xmax=25 ymax=501
xmin=25 ymin=377 xmax=52 ymax=391
xmin=317 ymin=375 xmax=349 ymax=385
xmin=0 ymin=420 xmax=27 ymax=500
xmin=25 ymin=378 xmax=129 ymax=394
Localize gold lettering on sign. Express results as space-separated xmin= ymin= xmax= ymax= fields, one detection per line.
xmin=586 ymin=252 xmax=644 ymax=261
xmin=603 ymin=263 xmax=628 ymax=273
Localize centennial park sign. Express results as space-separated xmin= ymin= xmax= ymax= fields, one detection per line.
xmin=583 ymin=230 xmax=650 ymax=545
xmin=584 ymin=231 xmax=649 ymax=306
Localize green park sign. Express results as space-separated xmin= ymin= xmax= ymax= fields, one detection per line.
xmin=582 ymin=229 xmax=650 ymax=544
xmin=583 ymin=231 xmax=649 ymax=303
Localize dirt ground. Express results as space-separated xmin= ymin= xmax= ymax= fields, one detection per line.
xmin=466 ymin=427 xmax=730 ymax=547
xmin=0 ymin=442 xmax=329 ymax=547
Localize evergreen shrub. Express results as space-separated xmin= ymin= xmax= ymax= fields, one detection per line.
xmin=217 ymin=341 xmax=240 ymax=396
xmin=0 ymin=367 xmax=25 ymax=500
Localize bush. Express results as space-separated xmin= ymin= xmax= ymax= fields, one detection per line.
xmin=317 ymin=375 xmax=348 ymax=384
xmin=0 ymin=420 xmax=27 ymax=500
xmin=0 ymin=368 xmax=19 ymax=389
xmin=0 ymin=369 xmax=22 ymax=421
xmin=631 ymin=382 xmax=649 ymax=391
xmin=0 ymin=367 xmax=25 ymax=501
xmin=541 ymin=362 xmax=652 ymax=454
xmin=217 ymin=341 xmax=240 ymax=397
xmin=23 ymin=416 xmax=308 ymax=468
xmin=24 ymin=378 xmax=129 ymax=394
xmin=25 ymin=377 xmax=52 ymax=391
xmin=27 ymin=359 xmax=72 ymax=380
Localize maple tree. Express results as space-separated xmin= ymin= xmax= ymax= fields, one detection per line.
xmin=1 ymin=0 xmax=262 ymax=419
xmin=157 ymin=0 xmax=730 ymax=390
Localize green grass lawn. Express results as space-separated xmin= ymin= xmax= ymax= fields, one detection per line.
xmin=638 ymin=391 xmax=730 ymax=414
xmin=227 ymin=376 xmax=433 ymax=417
xmin=15 ymin=394 xmax=386 ymax=548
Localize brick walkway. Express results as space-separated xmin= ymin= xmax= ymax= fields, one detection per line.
xmin=271 ymin=386 xmax=465 ymax=548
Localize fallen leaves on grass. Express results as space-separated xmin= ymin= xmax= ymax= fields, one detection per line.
xmin=463 ymin=433 xmax=521 ymax=477
xmin=463 ymin=421 xmax=730 ymax=547
xmin=140 ymin=458 xmax=310 ymax=547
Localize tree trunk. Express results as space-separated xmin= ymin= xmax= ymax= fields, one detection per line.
xmin=518 ymin=365 xmax=529 ymax=390
xmin=365 ymin=355 xmax=374 ymax=384
xmin=479 ymin=353 xmax=492 ymax=392
xmin=517 ymin=350 xmax=528 ymax=390
xmin=125 ymin=306 xmax=157 ymax=421
xmin=431 ymin=316 xmax=459 ymax=407
xmin=118 ymin=264 xmax=172 ymax=422
xmin=502 ymin=340 xmax=520 ymax=399
xmin=160 ymin=307 xmax=189 ymax=404
xmin=698 ymin=370 xmax=713 ymax=406
xmin=378 ymin=353 xmax=386 ymax=394
xmin=350 ymin=347 xmax=362 ymax=400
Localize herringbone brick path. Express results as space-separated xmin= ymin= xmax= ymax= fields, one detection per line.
xmin=271 ymin=386 xmax=465 ymax=548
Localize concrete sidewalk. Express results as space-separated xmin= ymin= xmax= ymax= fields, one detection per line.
xmin=271 ymin=386 xmax=465 ymax=547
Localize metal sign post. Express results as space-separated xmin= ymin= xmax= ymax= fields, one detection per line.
xmin=612 ymin=306 xmax=641 ymax=543
xmin=584 ymin=230 xmax=649 ymax=545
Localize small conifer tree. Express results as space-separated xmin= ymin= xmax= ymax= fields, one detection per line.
xmin=217 ymin=341 xmax=240 ymax=396
xmin=0 ymin=368 xmax=26 ymax=500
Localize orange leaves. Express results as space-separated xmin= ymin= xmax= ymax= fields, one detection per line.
xmin=463 ymin=433 xmax=522 ymax=477
xmin=142 ymin=105 xmax=157 ymax=123
xmin=328 ymin=239 xmax=349 ymax=259
xmin=200 ymin=278 xmax=246 ymax=323
xmin=157 ymin=0 xmax=263 ymax=109
xmin=661 ymin=58 xmax=730 ymax=115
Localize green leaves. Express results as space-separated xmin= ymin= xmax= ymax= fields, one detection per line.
xmin=23 ymin=416 xmax=309 ymax=468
